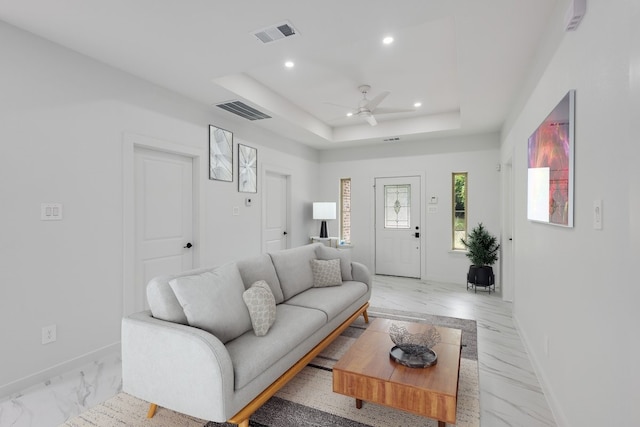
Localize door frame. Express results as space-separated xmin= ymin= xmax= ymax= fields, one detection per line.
xmin=371 ymin=172 xmax=426 ymax=279
xmin=502 ymin=153 xmax=515 ymax=302
xmin=261 ymin=163 xmax=292 ymax=253
xmin=122 ymin=132 xmax=206 ymax=316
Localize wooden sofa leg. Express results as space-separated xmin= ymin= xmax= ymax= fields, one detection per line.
xmin=147 ymin=403 xmax=158 ymax=418
xmin=363 ymin=309 xmax=369 ymax=324
xmin=237 ymin=419 xmax=249 ymax=427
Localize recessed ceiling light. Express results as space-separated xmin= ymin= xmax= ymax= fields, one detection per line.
xmin=382 ymin=36 xmax=394 ymax=45
xmin=346 ymin=112 xmax=353 ymax=117
xmin=284 ymin=61 xmax=295 ymax=68
xmin=414 ymin=102 xmax=422 ymax=108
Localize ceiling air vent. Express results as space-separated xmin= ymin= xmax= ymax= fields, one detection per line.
xmin=216 ymin=101 xmax=272 ymax=121
xmin=252 ymin=20 xmax=299 ymax=44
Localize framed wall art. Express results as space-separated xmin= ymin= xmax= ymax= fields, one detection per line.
xmin=527 ymin=90 xmax=575 ymax=227
xmin=238 ymin=144 xmax=257 ymax=193
xmin=209 ymin=125 xmax=233 ymax=181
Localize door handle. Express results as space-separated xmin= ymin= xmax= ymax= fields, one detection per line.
xmin=414 ymin=232 xmax=420 ymax=238
xmin=283 ymin=231 xmax=288 ymax=235
xmin=183 ymin=242 xmax=193 ymax=249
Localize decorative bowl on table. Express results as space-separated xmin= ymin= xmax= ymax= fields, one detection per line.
xmin=389 ymin=323 xmax=441 ymax=368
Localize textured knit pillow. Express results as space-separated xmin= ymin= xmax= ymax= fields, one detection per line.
xmin=315 ymin=245 xmax=353 ymax=281
xmin=242 ymin=280 xmax=276 ymax=336
xmin=310 ymin=258 xmax=343 ymax=287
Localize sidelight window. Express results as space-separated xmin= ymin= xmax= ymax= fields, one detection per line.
xmin=452 ymin=172 xmax=467 ymax=250
xmin=340 ymin=178 xmax=351 ymax=243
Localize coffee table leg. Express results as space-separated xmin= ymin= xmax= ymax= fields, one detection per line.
xmin=356 ymin=398 xmax=363 ymax=409
xmin=438 ymin=421 xmax=445 ymax=427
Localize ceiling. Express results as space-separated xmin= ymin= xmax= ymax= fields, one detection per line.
xmin=0 ymin=0 xmax=557 ymax=149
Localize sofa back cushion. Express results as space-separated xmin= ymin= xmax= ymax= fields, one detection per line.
xmin=269 ymin=244 xmax=318 ymax=300
xmin=147 ymin=266 xmax=218 ymax=325
xmin=236 ymin=254 xmax=285 ymax=304
xmin=168 ymin=262 xmax=253 ymax=343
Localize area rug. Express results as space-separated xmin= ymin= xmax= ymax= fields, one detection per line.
xmin=61 ymin=307 xmax=479 ymax=427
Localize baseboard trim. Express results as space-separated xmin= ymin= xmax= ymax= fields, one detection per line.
xmin=511 ymin=314 xmax=567 ymax=426
xmin=0 ymin=342 xmax=121 ymax=399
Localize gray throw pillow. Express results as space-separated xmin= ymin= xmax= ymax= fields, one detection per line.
xmin=242 ymin=280 xmax=277 ymax=336
xmin=315 ymin=245 xmax=353 ymax=281
xmin=310 ymin=258 xmax=343 ymax=287
xmin=169 ymin=262 xmax=252 ymax=343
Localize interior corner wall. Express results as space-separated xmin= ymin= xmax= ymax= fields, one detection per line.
xmin=0 ymin=21 xmax=318 ymax=394
xmin=500 ymin=1 xmax=639 ymax=425
xmin=317 ymin=134 xmax=501 ymax=285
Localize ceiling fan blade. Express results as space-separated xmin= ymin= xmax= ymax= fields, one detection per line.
xmin=365 ymin=91 xmax=390 ymax=111
xmin=363 ymin=113 xmax=377 ymax=126
xmin=373 ymin=107 xmax=416 ymax=114
xmin=324 ymin=102 xmax=355 ymax=111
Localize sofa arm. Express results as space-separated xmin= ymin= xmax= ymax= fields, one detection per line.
xmin=351 ymin=261 xmax=372 ymax=288
xmin=121 ymin=311 xmax=234 ymax=422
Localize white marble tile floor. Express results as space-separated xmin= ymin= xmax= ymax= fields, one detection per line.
xmin=372 ymin=275 xmax=556 ymax=426
xmin=0 ymin=276 xmax=556 ymax=426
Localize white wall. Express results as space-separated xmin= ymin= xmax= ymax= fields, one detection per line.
xmin=0 ymin=21 xmax=319 ymax=393
xmin=500 ymin=0 xmax=639 ymax=425
xmin=318 ymin=134 xmax=501 ymax=285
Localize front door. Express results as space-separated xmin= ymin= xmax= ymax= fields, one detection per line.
xmin=134 ymin=147 xmax=194 ymax=311
xmin=263 ymin=170 xmax=289 ymax=253
xmin=375 ymin=176 xmax=421 ymax=278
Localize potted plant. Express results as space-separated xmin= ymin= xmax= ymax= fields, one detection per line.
xmin=460 ymin=223 xmax=500 ymax=292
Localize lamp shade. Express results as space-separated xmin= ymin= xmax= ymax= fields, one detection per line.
xmin=312 ymin=202 xmax=336 ymax=220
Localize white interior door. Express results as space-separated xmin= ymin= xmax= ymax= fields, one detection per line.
xmin=263 ymin=171 xmax=289 ymax=253
xmin=375 ymin=176 xmax=421 ymax=278
xmin=134 ymin=147 xmax=194 ymax=311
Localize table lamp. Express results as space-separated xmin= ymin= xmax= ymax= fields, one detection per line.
xmin=313 ymin=202 xmax=336 ymax=238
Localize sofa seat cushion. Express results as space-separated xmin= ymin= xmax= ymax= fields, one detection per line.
xmin=284 ymin=281 xmax=368 ymax=322
xmin=225 ymin=304 xmax=326 ymax=390
xmin=169 ymin=262 xmax=252 ymax=344
xmin=268 ymin=244 xmax=318 ymax=300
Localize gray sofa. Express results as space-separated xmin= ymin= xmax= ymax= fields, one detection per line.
xmin=121 ymin=243 xmax=371 ymax=426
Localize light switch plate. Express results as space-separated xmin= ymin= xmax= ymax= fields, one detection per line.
xmin=593 ymin=200 xmax=602 ymax=230
xmin=41 ymin=203 xmax=63 ymax=220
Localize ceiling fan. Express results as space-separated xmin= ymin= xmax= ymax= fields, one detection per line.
xmin=330 ymin=85 xmax=415 ymax=126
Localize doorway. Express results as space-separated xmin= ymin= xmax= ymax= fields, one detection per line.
xmin=134 ymin=147 xmax=194 ymax=311
xmin=122 ymin=133 xmax=205 ymax=316
xmin=374 ymin=176 xmax=422 ymax=278
xmin=503 ymin=158 xmax=515 ymax=302
xmin=263 ymin=170 xmax=290 ymax=253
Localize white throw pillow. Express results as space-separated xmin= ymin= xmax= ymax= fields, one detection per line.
xmin=310 ymin=258 xmax=343 ymax=287
xmin=169 ymin=263 xmax=252 ymax=343
xmin=242 ymin=280 xmax=277 ymax=336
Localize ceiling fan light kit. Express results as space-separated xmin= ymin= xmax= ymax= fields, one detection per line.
xmin=337 ymin=84 xmax=416 ymax=127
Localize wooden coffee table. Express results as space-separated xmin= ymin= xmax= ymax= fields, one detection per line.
xmin=333 ymin=318 xmax=462 ymax=427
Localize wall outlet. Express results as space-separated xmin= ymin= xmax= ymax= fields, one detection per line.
xmin=42 ymin=324 xmax=57 ymax=344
